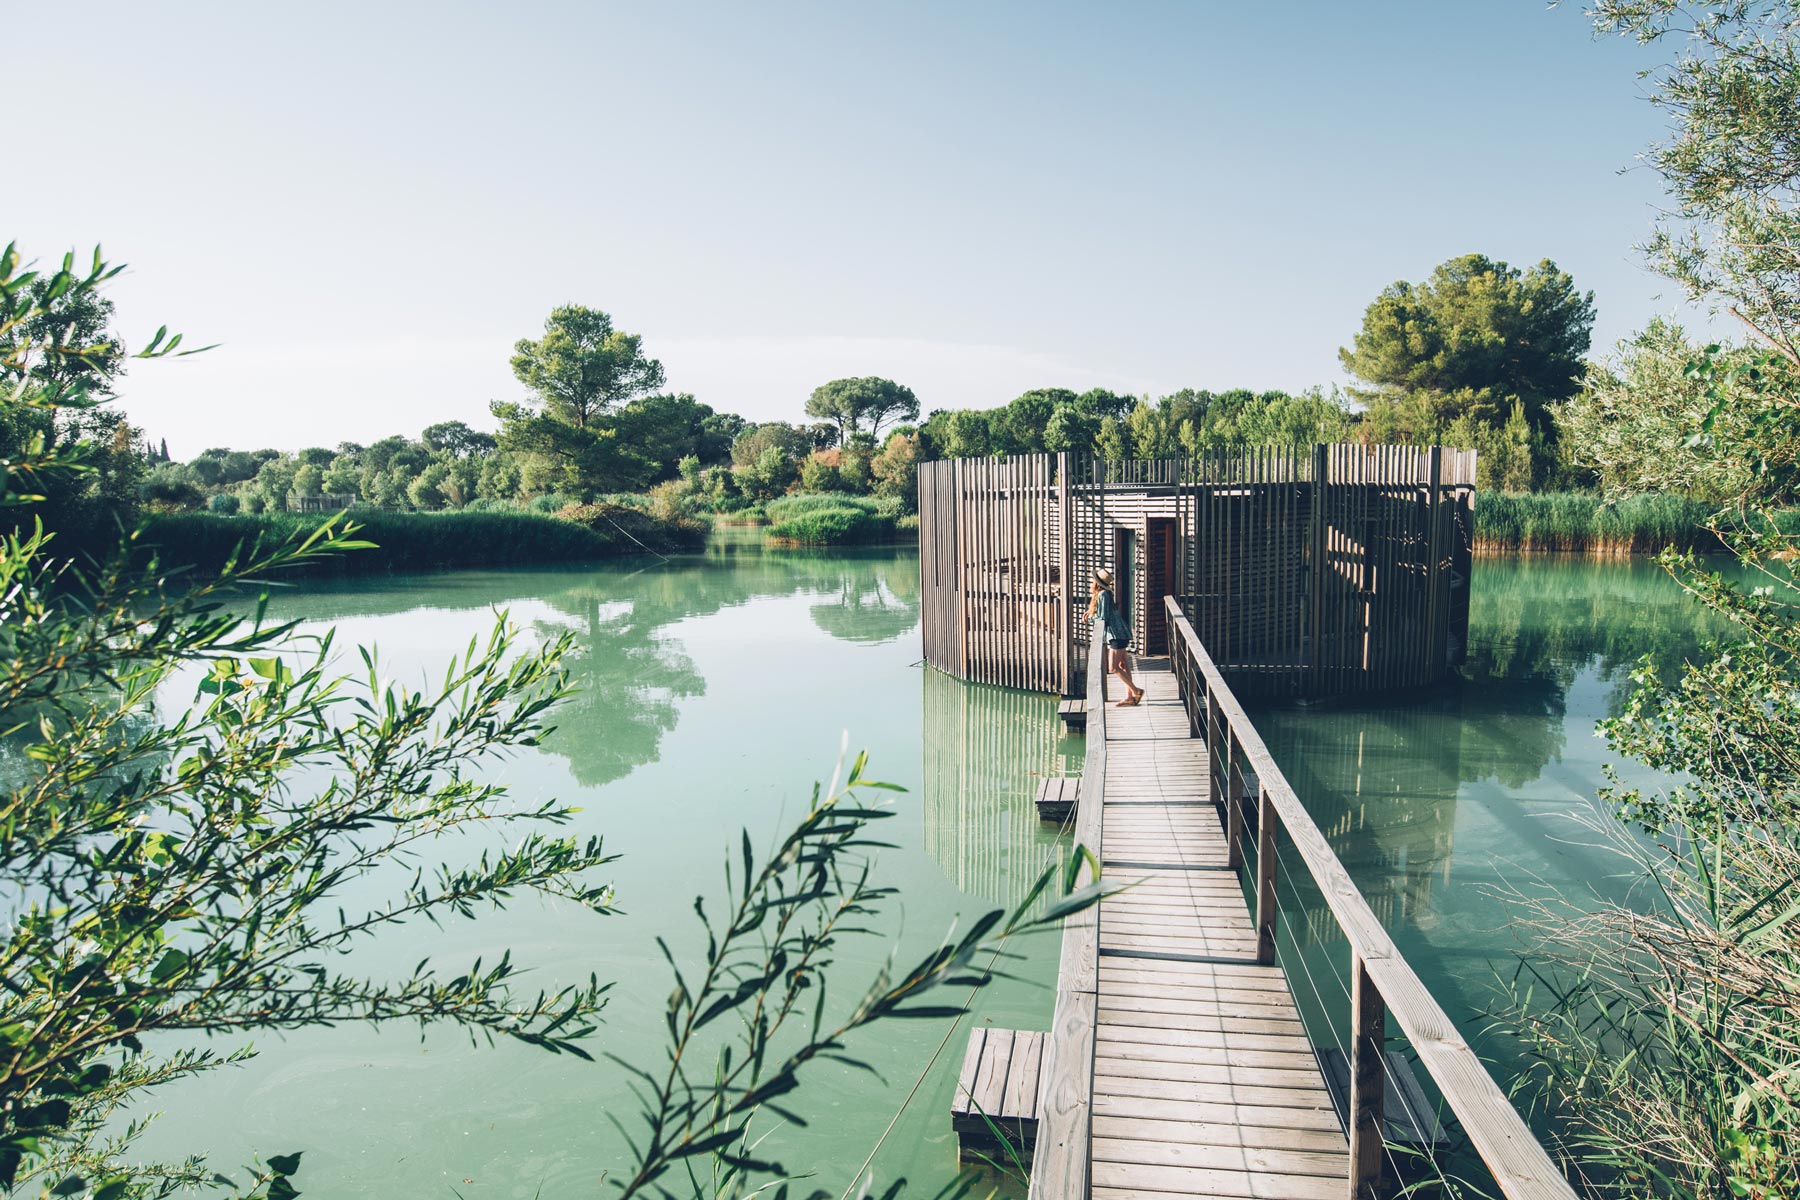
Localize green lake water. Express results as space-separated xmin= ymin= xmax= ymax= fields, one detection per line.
xmin=129 ymin=546 xmax=1728 ymax=1195
xmin=136 ymin=538 xmax=1079 ymax=1198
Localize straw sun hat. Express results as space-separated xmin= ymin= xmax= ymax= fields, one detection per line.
xmin=1092 ymin=567 xmax=1115 ymax=587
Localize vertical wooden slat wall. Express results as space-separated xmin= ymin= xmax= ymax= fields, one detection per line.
xmin=917 ymin=446 xmax=1476 ymax=699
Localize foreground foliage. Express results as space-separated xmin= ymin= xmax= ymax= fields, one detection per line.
xmin=4 ymin=241 xmax=1097 ymax=1200
xmin=1506 ymin=8 xmax=1800 ymax=1194
xmin=1510 ymin=526 xmax=1800 ymax=1198
xmin=2 ymin=245 xmax=620 ymax=1196
xmin=1561 ymin=321 xmax=1800 ymax=507
xmin=613 ymin=752 xmax=1101 ymax=1200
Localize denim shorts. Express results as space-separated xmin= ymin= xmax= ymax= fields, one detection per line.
xmin=1107 ymin=636 xmax=1129 ymax=651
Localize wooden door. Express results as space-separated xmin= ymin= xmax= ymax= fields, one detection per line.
xmin=1145 ymin=517 xmax=1177 ymax=655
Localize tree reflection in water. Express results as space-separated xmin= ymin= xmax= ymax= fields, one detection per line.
xmin=261 ymin=543 xmax=921 ymax=790
xmin=536 ymin=547 xmax=919 ymax=785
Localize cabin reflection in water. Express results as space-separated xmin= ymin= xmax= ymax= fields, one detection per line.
xmin=1260 ymin=695 xmax=1467 ymax=946
xmin=919 ymin=666 xmax=1078 ymax=910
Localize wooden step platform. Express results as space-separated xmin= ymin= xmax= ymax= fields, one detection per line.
xmin=1035 ymin=776 xmax=1080 ymax=823
xmin=953 ymin=1027 xmax=1046 ymax=1166
xmin=1057 ymin=699 xmax=1086 ymax=731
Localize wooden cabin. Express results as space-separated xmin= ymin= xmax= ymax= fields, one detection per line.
xmin=917 ymin=446 xmax=1475 ymax=700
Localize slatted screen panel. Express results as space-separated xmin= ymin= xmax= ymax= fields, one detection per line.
xmin=918 ymin=446 xmax=1476 ymax=700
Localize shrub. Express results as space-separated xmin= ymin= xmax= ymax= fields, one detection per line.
xmin=764 ymin=494 xmax=904 ymax=545
xmin=798 ymin=455 xmax=841 ymax=493
xmin=459 ymin=497 xmax=519 ymax=514
xmin=767 ymin=506 xmax=875 ymax=545
xmin=207 ymin=492 xmax=240 ymax=515
xmin=647 ymin=479 xmax=700 ymax=524
xmin=558 ymin=502 xmax=707 ymax=551
xmin=764 ymin=492 xmax=881 ymax=520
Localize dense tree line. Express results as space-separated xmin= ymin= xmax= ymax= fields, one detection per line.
xmin=24 ymin=251 xmax=1791 ymax=548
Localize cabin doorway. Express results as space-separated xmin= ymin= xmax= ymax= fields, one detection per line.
xmin=1145 ymin=518 xmax=1178 ymax=655
xmin=1112 ymin=527 xmax=1135 ymax=650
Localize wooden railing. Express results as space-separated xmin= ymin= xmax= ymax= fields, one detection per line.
xmin=1027 ymin=623 xmax=1107 ymax=1197
xmin=1164 ymin=595 xmax=1576 ymax=1199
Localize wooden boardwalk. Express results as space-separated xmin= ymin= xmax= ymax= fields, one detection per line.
xmin=1028 ymin=607 xmax=1575 ymax=1200
xmin=1089 ymin=668 xmax=1344 ymax=1199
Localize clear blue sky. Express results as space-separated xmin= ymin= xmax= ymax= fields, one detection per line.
xmin=14 ymin=0 xmax=1700 ymax=455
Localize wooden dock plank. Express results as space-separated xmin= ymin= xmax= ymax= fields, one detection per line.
xmin=953 ymin=1027 xmax=1048 ymax=1165
xmin=1035 ymin=775 xmax=1080 ymax=823
xmin=1091 ymin=1135 xmax=1345 ymax=1178
xmin=1092 ymin=1095 xmax=1343 ymax=1134
xmin=1091 ymin=1161 xmax=1340 ymax=1200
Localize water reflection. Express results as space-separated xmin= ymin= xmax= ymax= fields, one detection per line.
xmin=1247 ymin=555 xmax=1739 ymax=1146
xmin=1464 ymin=554 xmax=1735 ymax=705
xmin=920 ymin=669 xmax=1080 ymax=909
xmin=1261 ymin=557 xmax=1736 ymax=887
xmin=266 ymin=545 xmax=922 ymax=789
xmin=811 ymin=558 xmax=920 ymax=646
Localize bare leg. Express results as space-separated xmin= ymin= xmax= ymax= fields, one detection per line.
xmin=1111 ymin=650 xmax=1144 ymax=705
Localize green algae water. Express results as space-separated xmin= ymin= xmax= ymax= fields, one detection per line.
xmin=135 ymin=538 xmax=1078 ymax=1198
xmin=1249 ymin=554 xmax=1739 ymax=1179
xmin=130 ymin=547 xmax=1726 ymax=1195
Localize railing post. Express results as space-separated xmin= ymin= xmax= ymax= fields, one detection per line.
xmin=1349 ymin=953 xmax=1386 ymax=1199
xmin=1255 ymin=786 xmax=1276 ymax=965
xmin=1206 ymin=692 xmax=1221 ymax=806
xmin=1226 ymin=731 xmax=1245 ymax=873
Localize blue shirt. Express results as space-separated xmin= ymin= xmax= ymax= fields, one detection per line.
xmin=1096 ymin=590 xmax=1129 ymax=645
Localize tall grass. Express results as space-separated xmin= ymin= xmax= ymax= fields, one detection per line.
xmin=764 ymin=493 xmax=909 ymax=546
xmin=133 ymin=508 xmax=697 ymax=574
xmin=1474 ymin=492 xmax=1733 ymax=554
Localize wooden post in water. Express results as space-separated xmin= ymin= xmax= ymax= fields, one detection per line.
xmin=1349 ymin=953 xmax=1387 ymax=1199
xmin=1255 ymin=785 xmax=1276 ymax=965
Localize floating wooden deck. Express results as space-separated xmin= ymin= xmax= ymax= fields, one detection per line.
xmin=1025 ymin=603 xmax=1577 ymax=1200
xmin=1035 ymin=776 xmax=1080 ymax=822
xmin=1057 ymin=699 xmax=1087 ymax=730
xmin=953 ymin=1028 xmax=1046 ymax=1164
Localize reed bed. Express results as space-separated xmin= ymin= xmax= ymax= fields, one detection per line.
xmin=134 ymin=508 xmax=698 ymax=574
xmin=1474 ymin=492 xmax=1739 ymax=554
xmin=763 ymin=493 xmax=909 ymax=545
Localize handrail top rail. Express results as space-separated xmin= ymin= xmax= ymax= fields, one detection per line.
xmin=1163 ymin=594 xmax=1575 ymax=1200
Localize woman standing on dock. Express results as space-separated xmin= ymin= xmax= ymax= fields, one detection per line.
xmin=1086 ymin=568 xmax=1144 ymax=706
